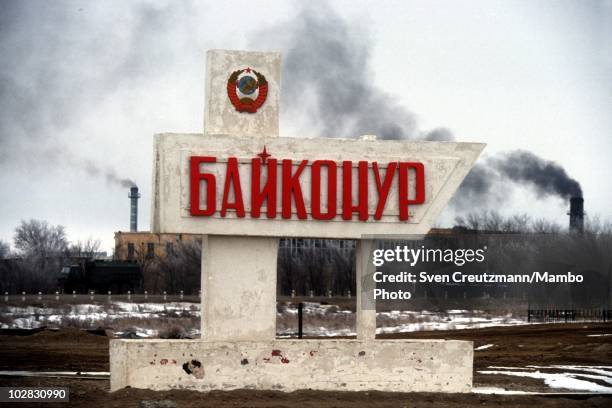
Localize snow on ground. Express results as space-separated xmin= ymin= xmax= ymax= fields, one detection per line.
xmin=1 ymin=300 xmax=596 ymax=338
xmin=0 ymin=302 xmax=199 ymax=331
xmin=475 ymin=344 xmax=495 ymax=351
xmin=114 ymin=328 xmax=159 ymax=338
xmin=374 ymin=309 xmax=526 ymax=335
xmin=276 ymin=303 xmax=529 ymax=337
xmin=478 ymin=365 xmax=612 ymax=393
xmin=587 ymin=334 xmax=612 ymax=337
xmin=527 ymin=365 xmax=612 ymax=379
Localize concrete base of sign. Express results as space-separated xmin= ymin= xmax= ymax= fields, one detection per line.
xmin=110 ymin=339 xmax=473 ymax=393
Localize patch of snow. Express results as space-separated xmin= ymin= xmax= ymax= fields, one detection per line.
xmin=446 ymin=309 xmax=469 ymax=314
xmin=472 ymin=387 xmax=607 ymax=395
xmin=527 ymin=365 xmax=612 ymax=380
xmin=475 ymin=344 xmax=494 ymax=351
xmin=478 ymin=366 xmax=612 ymax=393
xmin=114 ymin=328 xmax=158 ymax=338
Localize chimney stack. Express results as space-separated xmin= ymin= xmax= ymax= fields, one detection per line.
xmin=569 ymin=196 xmax=584 ymax=234
xmin=128 ymin=186 xmax=140 ymax=232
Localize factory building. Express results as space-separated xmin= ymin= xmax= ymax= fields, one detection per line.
xmin=114 ymin=231 xmax=202 ymax=261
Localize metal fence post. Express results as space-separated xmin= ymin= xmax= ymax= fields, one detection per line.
xmin=298 ymin=302 xmax=303 ymax=339
xmin=527 ymin=308 xmax=531 ymax=323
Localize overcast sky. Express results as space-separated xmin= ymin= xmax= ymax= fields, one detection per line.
xmin=1 ymin=0 xmax=611 ymax=252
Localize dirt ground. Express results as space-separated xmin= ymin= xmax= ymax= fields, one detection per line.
xmin=1 ymin=378 xmax=611 ymax=408
xmin=0 ymin=323 xmax=611 ymax=407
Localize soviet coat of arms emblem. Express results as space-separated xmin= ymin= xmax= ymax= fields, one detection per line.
xmin=226 ymin=67 xmax=268 ymax=113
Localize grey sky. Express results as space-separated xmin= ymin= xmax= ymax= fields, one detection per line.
xmin=0 ymin=0 xmax=610 ymax=252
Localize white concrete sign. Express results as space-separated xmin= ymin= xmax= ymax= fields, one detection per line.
xmin=151 ymin=134 xmax=483 ymax=238
xmin=111 ymin=49 xmax=483 ymax=394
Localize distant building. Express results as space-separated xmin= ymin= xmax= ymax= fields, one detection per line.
xmin=114 ymin=229 xmax=463 ymax=261
xmin=114 ymin=231 xmax=202 ymax=261
xmin=279 ymin=238 xmax=356 ymax=254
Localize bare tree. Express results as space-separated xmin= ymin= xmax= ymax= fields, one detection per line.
xmin=531 ymin=218 xmax=561 ymax=234
xmin=144 ymin=241 xmax=202 ymax=294
xmin=69 ymin=238 xmax=101 ymax=258
xmin=506 ymin=213 xmax=531 ymax=233
xmin=483 ymin=210 xmax=503 ymax=231
xmin=456 ymin=211 xmax=547 ymax=233
xmin=12 ymin=219 xmax=68 ymax=292
xmin=277 ymin=241 xmax=355 ymax=296
xmin=14 ymin=219 xmax=67 ymax=256
xmin=454 ymin=212 xmax=483 ymax=230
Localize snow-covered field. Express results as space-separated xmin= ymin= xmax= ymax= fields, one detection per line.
xmin=0 ymin=302 xmax=200 ymax=338
xmin=276 ymin=302 xmax=527 ymax=337
xmin=0 ymin=300 xmax=562 ymax=338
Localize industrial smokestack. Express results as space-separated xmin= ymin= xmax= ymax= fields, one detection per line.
xmin=128 ymin=186 xmax=140 ymax=232
xmin=568 ymin=196 xmax=584 ymax=234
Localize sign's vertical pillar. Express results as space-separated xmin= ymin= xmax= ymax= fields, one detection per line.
xmin=356 ymin=239 xmax=376 ymax=340
xmin=201 ymin=235 xmax=279 ymax=341
xmin=200 ymin=50 xmax=281 ymax=341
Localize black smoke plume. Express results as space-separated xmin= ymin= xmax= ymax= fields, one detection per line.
xmin=40 ymin=146 xmax=137 ymax=188
xmin=83 ymin=161 xmax=137 ymax=188
xmin=253 ymin=3 xmax=452 ymax=141
xmin=490 ymin=150 xmax=582 ymax=198
xmin=255 ymin=4 xmax=581 ymax=213
xmin=452 ymin=151 xmax=582 ymax=210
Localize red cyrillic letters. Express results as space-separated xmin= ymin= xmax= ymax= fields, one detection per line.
xmin=220 ymin=157 xmax=245 ymax=218
xmin=189 ymin=155 xmax=426 ymax=221
xmin=342 ymin=161 xmax=369 ymax=221
xmin=190 ymin=156 xmax=216 ymax=216
xmin=251 ymin=158 xmax=277 ymax=218
xmin=311 ymin=160 xmax=337 ymax=220
xmin=282 ymin=159 xmax=308 ymax=219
